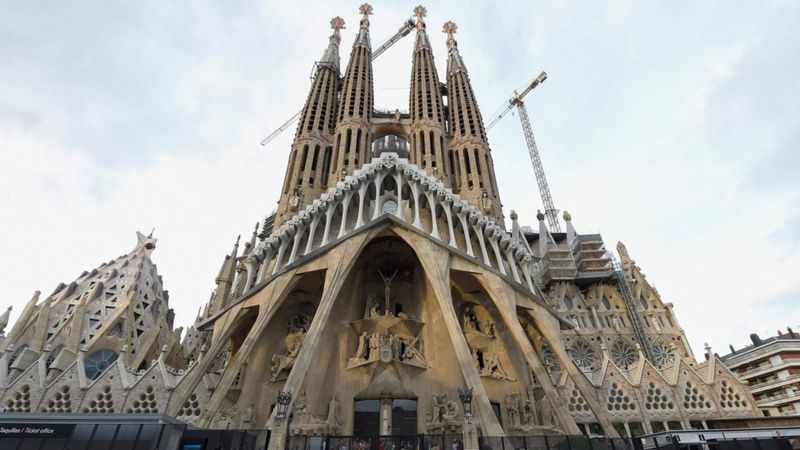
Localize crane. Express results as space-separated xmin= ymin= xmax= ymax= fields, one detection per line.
xmin=486 ymin=71 xmax=562 ymax=233
xmin=260 ymin=19 xmax=415 ymax=146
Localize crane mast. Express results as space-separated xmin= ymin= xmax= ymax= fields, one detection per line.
xmin=487 ymin=71 xmax=561 ymax=232
xmin=513 ymin=96 xmax=561 ymax=232
xmin=260 ymin=18 xmax=414 ymax=146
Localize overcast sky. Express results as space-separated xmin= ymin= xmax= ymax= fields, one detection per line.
xmin=1 ymin=1 xmax=798 ymax=357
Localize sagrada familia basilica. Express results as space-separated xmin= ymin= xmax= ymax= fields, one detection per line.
xmin=0 ymin=4 xmax=760 ymax=447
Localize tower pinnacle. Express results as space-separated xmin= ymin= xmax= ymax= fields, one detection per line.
xmin=359 ymin=3 xmax=373 ymax=29
xmin=443 ymin=20 xmax=457 ymax=49
xmin=413 ymin=5 xmax=427 ymax=30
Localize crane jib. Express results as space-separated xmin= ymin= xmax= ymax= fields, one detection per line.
xmin=260 ymin=18 xmax=415 ymax=146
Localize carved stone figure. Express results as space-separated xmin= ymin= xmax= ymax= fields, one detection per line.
xmin=367 ymin=294 xmax=382 ymax=318
xmin=442 ymin=398 xmax=459 ymax=423
xmin=428 ymin=393 xmax=460 ymax=431
xmin=350 ymin=331 xmax=369 ymax=362
xmin=483 ymin=347 xmax=512 ymax=380
xmin=431 ymin=393 xmax=445 ymax=424
xmin=0 ymin=306 xmax=12 ymax=336
xmin=326 ymin=395 xmax=341 ymax=427
xmin=505 ymin=393 xmax=521 ymax=428
xmin=270 ymin=327 xmax=306 ymax=381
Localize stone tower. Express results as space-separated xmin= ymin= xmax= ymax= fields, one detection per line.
xmin=408 ymin=6 xmax=453 ymax=186
xmin=329 ymin=4 xmax=375 ymax=185
xmin=443 ymin=21 xmax=504 ymax=223
xmin=276 ymin=17 xmax=343 ymax=226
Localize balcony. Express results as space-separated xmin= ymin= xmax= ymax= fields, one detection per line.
xmin=756 ymin=390 xmax=800 ymax=407
xmin=749 ymin=373 xmax=800 ymax=393
xmin=738 ymin=358 xmax=800 ymax=379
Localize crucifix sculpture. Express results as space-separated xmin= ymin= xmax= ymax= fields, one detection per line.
xmin=378 ymin=269 xmax=398 ymax=315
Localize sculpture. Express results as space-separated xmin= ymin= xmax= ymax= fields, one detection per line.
xmin=350 ymin=331 xmax=369 ymax=362
xmin=428 ymin=393 xmax=460 ymax=431
xmin=0 ymin=306 xmax=10 ymax=336
xmin=505 ymin=393 xmax=521 ymax=428
xmin=326 ymin=395 xmax=341 ymax=427
xmin=270 ymin=326 xmax=306 ymax=381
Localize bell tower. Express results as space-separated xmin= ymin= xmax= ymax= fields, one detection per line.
xmin=443 ymin=21 xmax=504 ymax=223
xmin=276 ymin=17 xmax=343 ymax=226
xmin=328 ymin=4 xmax=375 ymax=185
xmin=408 ymin=6 xmax=453 ymax=187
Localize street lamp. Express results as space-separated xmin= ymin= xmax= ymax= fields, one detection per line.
xmin=276 ymin=389 xmax=292 ymax=420
xmin=458 ymin=387 xmax=473 ymax=416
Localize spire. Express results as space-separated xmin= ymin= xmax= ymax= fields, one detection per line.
xmin=209 ymin=236 xmax=239 ymax=316
xmin=413 ymin=5 xmax=431 ymax=50
xmin=355 ymin=3 xmax=373 ymax=47
xmin=443 ymin=21 xmax=503 ymax=224
xmin=329 ymin=4 xmax=375 ymax=184
xmin=443 ymin=20 xmax=465 ymax=75
xmin=276 ymin=17 xmax=344 ymax=225
xmin=320 ymin=16 xmax=344 ymax=68
xmin=408 ymin=5 xmax=453 ymax=186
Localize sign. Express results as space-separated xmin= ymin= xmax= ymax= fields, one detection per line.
xmin=0 ymin=423 xmax=75 ymax=439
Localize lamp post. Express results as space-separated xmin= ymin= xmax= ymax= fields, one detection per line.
xmin=458 ymin=388 xmax=473 ymax=416
xmin=268 ymin=390 xmax=292 ymax=450
xmin=276 ymin=390 xmax=292 ymax=420
xmin=458 ymin=387 xmax=478 ymax=450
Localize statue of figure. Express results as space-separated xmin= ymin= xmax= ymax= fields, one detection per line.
xmin=484 ymin=348 xmax=509 ymax=379
xmin=351 ymin=332 xmax=369 ymax=362
xmin=443 ymin=398 xmax=459 ymax=424
xmin=481 ymin=319 xmax=495 ymax=337
xmin=539 ymin=396 xmax=554 ymax=427
xmin=367 ymin=293 xmax=382 ymax=318
xmin=391 ymin=335 xmax=403 ymax=360
xmin=0 ymin=306 xmax=12 ymax=335
xmin=525 ymin=397 xmax=539 ymax=426
xmin=481 ymin=191 xmax=492 ymax=212
xmin=463 ymin=307 xmax=479 ymax=332
xmin=369 ymin=333 xmax=381 ymax=360
xmin=431 ymin=394 xmax=445 ymax=424
xmin=505 ymin=393 xmax=520 ymax=427
xmin=326 ymin=395 xmax=341 ymax=427
xmin=270 ymin=328 xmax=306 ymax=381
xmin=518 ymin=394 xmax=529 ymax=426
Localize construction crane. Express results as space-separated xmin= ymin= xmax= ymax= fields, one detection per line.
xmin=486 ymin=71 xmax=562 ymax=233
xmin=260 ymin=19 xmax=415 ymax=146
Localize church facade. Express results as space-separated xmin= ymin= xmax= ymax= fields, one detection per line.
xmin=0 ymin=4 xmax=759 ymax=448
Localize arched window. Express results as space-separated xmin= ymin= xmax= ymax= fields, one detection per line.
xmin=84 ymin=350 xmax=119 ymax=380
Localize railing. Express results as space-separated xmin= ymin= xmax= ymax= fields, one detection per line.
xmin=738 ymin=358 xmax=800 ymax=378
xmin=286 ymin=434 xmax=463 ymax=450
xmin=723 ymin=340 xmax=800 ymax=365
xmin=749 ymin=373 xmax=800 ymax=391
xmin=756 ymin=390 xmax=800 ymax=406
xmin=285 ymin=435 xmax=644 ymax=450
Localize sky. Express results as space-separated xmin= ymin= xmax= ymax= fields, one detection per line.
xmin=0 ymin=1 xmax=798 ymax=358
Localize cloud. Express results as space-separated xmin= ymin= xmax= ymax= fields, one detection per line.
xmin=0 ymin=0 xmax=798 ymax=359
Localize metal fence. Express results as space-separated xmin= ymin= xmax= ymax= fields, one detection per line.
xmin=284 ymin=435 xmax=643 ymax=450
